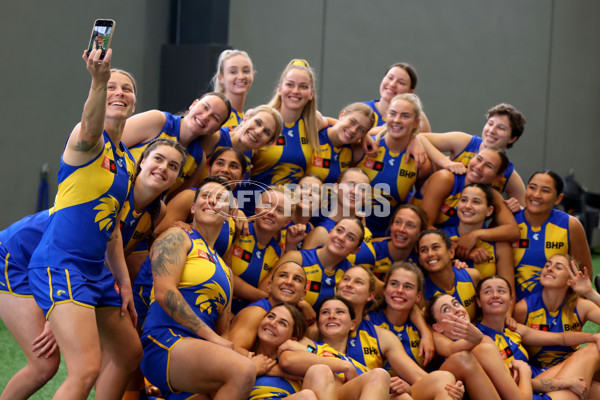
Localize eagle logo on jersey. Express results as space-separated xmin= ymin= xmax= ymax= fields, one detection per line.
xmin=94 ymin=195 xmax=120 ymax=232
xmin=516 ymin=264 xmax=541 ymax=295
xmin=270 ymin=163 xmax=304 ymax=186
xmin=195 ymin=280 xmax=228 ymax=314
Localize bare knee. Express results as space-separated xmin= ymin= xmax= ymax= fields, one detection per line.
xmin=443 ymin=351 xmax=477 ymax=377
xmin=428 ymin=370 xmax=455 ymax=386
xmin=228 ymin=356 xmax=256 ymax=389
xmin=30 ymin=353 xmax=61 ymax=385
xmin=366 ymin=367 xmax=391 ymax=386
xmin=294 ymin=389 xmax=318 ymax=400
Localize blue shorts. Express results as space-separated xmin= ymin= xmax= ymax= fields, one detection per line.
xmin=141 ymin=329 xmax=195 ymax=400
xmin=133 ymin=257 xmax=153 ymax=327
xmin=0 ymin=246 xmax=32 ymax=296
xmin=29 ymin=266 xmax=121 ymax=318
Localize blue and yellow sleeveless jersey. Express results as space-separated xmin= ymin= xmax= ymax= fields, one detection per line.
xmin=368 ymin=308 xmax=424 ymax=368
xmin=443 ymin=225 xmax=497 ymax=278
xmin=251 ymin=117 xmax=313 ymax=186
xmin=424 ymin=266 xmax=477 ymax=321
xmin=302 ymin=248 xmax=350 ymax=309
xmin=371 ymin=239 xmax=418 ymax=282
xmin=306 ymin=126 xmax=353 ymax=184
xmin=230 ymin=222 xmax=281 ymax=288
xmin=523 ymin=291 xmax=582 ymax=368
xmin=346 ymin=318 xmax=384 ymax=370
xmin=127 ymin=112 xmax=205 ymax=197
xmin=222 ymin=107 xmax=244 ymax=129
xmin=412 ymin=173 xmax=466 ymax=229
xmin=452 ymin=135 xmax=515 ymax=194
xmin=29 ymin=132 xmax=135 ymax=279
xmin=310 ymin=340 xmax=369 ymax=380
xmin=249 ymin=375 xmax=302 ymax=400
xmin=513 ymin=208 xmax=570 ymax=301
xmin=356 ymin=138 xmax=418 ymax=237
xmin=363 ymin=99 xmax=385 ymax=127
xmin=143 ymin=228 xmax=232 ymax=336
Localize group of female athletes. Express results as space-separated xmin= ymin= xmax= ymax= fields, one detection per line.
xmin=1 ymin=42 xmax=599 ymax=400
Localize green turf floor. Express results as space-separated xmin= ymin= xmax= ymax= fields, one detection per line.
xmin=2 ymin=253 xmax=600 ymax=397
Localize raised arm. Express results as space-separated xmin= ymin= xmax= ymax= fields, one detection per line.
xmin=568 ymin=216 xmax=593 ymax=280
xmin=413 ymin=169 xmax=455 ymax=229
xmin=121 ymin=110 xmax=167 ymax=148
xmin=63 ymin=48 xmax=113 ymax=166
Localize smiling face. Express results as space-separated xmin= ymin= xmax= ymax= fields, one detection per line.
xmin=379 ymin=66 xmax=413 ymax=103
xmin=466 ymin=148 xmax=502 ymax=184
xmin=186 ymin=95 xmax=229 ymax=137
xmin=336 ymin=170 xmax=370 ymax=212
xmin=208 ymin=149 xmax=244 ymax=183
xmin=106 ymin=72 xmax=137 ymax=119
xmin=296 ymin=175 xmax=322 ymax=215
xmin=239 ymin=110 xmax=278 ymax=149
xmin=219 ymin=54 xmax=254 ymax=97
xmin=457 ymin=186 xmax=493 ymax=225
xmin=385 ymin=99 xmax=420 ymax=141
xmin=476 ymin=277 xmax=511 ymax=316
xmin=481 ymin=114 xmax=515 ymax=150
xmin=257 ymin=306 xmax=296 ymax=347
xmin=191 ymin=182 xmax=231 ymax=225
xmin=268 ymin=262 xmax=307 ymax=305
xmin=390 ymin=208 xmax=422 ymax=251
xmin=540 ymin=254 xmax=571 ymax=288
xmin=277 ymin=68 xmax=314 ymax=112
xmin=325 ymin=219 xmax=362 ymax=258
xmin=318 ymin=299 xmax=356 ymax=340
xmin=138 ymin=145 xmax=183 ymax=192
xmin=255 ymin=190 xmax=292 ymax=234
xmin=525 ymin=173 xmax=562 ymax=215
xmin=337 ymin=267 xmax=374 ymax=307
xmin=335 ymin=111 xmax=372 ymax=145
xmin=418 ymin=233 xmax=454 ymax=273
xmin=431 ymin=294 xmax=470 ymax=334
xmin=384 ymin=268 xmax=421 ymax=312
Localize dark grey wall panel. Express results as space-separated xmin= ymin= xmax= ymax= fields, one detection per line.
xmin=0 ymin=0 xmax=170 ymax=228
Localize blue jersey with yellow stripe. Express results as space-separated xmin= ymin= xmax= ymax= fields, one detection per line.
xmin=249 ymin=375 xmax=302 ymax=399
xmin=368 ymin=308 xmax=424 ymax=368
xmin=230 ymin=222 xmax=281 ymax=288
xmin=144 ymin=228 xmax=232 ymax=335
xmin=424 ymin=266 xmax=478 ymax=321
xmin=222 ymin=107 xmax=243 ymax=129
xmin=318 ymin=217 xmax=375 ymax=269
xmin=372 ymin=239 xmax=418 ymax=282
xmin=346 ymin=318 xmax=384 ymax=370
xmin=0 ymin=209 xmax=50 ymax=270
xmin=356 ymin=138 xmax=418 ymax=237
xmin=128 ymin=112 xmax=205 ymax=197
xmin=306 ymin=126 xmax=353 ymax=184
xmin=302 ymin=248 xmax=350 ymax=309
xmin=251 ymin=117 xmax=313 ymax=186
xmin=523 ymin=291 xmax=582 ymax=368
xmin=513 ymin=208 xmax=570 ymax=301
xmin=477 ymin=322 xmax=545 ymax=377
xmin=412 ymin=174 xmax=466 ymax=229
xmin=311 ymin=340 xmax=369 ymax=380
xmin=364 ymin=99 xmax=385 ymax=127
xmin=29 ymin=132 xmax=135 ymax=279
xmin=452 ymin=135 xmax=514 ymax=194
xmin=443 ymin=225 xmax=497 ymax=278
xmin=119 ymin=189 xmax=154 ymax=257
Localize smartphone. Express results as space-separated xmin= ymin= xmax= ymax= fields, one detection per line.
xmin=87 ymin=19 xmax=115 ymax=59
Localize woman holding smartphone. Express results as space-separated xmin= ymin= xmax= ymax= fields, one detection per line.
xmin=27 ymin=48 xmax=142 ymax=399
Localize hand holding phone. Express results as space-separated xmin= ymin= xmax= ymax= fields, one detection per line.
xmin=87 ymin=19 xmax=115 ymax=59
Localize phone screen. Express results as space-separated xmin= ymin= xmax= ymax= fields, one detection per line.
xmin=88 ymin=19 xmax=115 ymax=59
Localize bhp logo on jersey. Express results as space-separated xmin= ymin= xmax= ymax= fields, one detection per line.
xmin=546 ymin=242 xmax=565 ymax=249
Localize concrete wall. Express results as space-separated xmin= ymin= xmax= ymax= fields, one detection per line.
xmin=228 ymin=0 xmax=600 ymax=193
xmin=1 ymin=0 xmax=598 ymax=228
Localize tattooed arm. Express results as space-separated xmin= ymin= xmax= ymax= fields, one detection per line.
xmin=151 ymin=227 xmax=234 ymax=348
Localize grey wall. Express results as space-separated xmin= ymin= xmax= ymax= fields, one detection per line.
xmin=228 ymin=0 xmax=600 ymax=193
xmin=0 ymin=0 xmax=170 ymax=228
xmin=1 ymin=1 xmax=598 ymax=228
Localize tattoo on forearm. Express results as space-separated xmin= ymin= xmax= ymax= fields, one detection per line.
xmin=539 ymin=379 xmax=563 ymax=391
xmin=164 ymin=289 xmax=205 ymax=335
xmin=151 ymin=231 xmax=185 ymax=276
xmin=107 ymin=233 xmax=118 ymax=242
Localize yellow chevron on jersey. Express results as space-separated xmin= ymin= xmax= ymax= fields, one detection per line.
xmin=53 ymin=145 xmax=133 ymax=215
xmin=249 ymin=376 xmax=301 ymax=400
xmin=222 ymin=108 xmax=243 ymax=128
xmin=312 ymin=341 xmax=369 ymax=380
